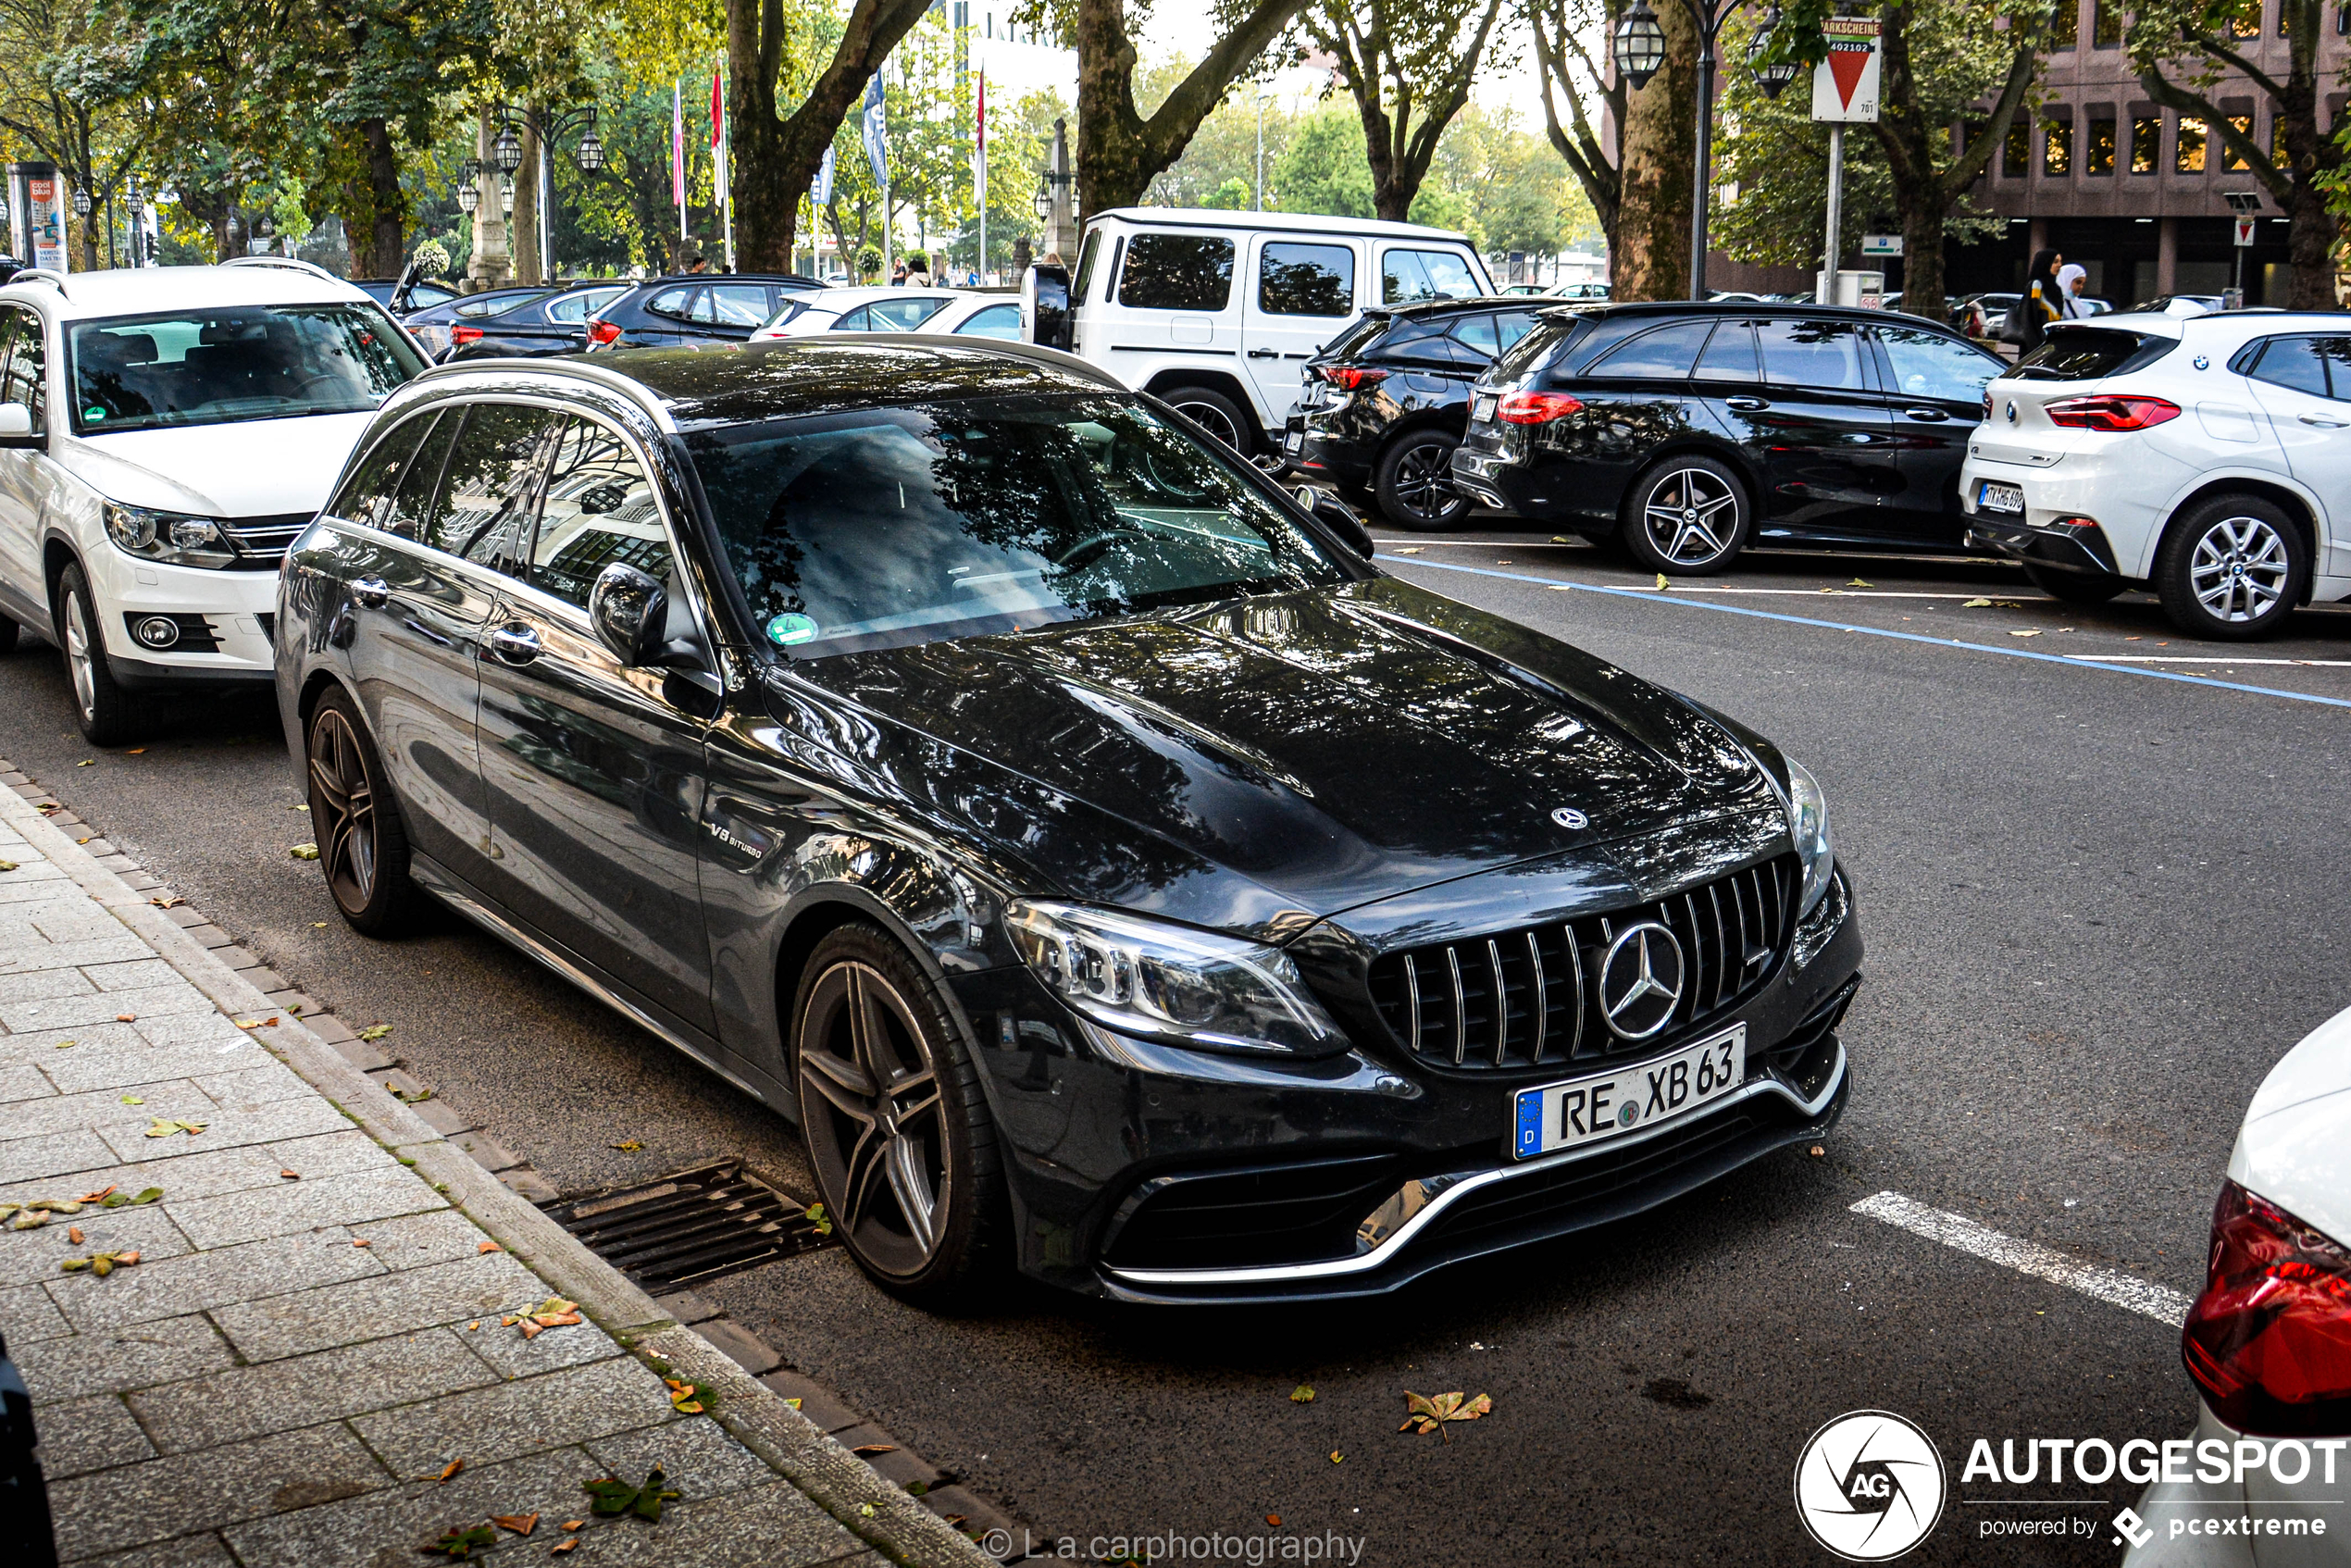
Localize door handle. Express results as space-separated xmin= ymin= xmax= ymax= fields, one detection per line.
xmin=1247 ymin=347 xmax=1278 ymax=359
xmin=1724 ymin=396 xmax=1769 ymax=411
xmin=486 ymin=623 xmax=542 ymax=665
xmin=1904 ymin=406 xmax=1948 ymax=421
xmin=2299 ymin=412 xmax=2348 ymax=428
xmin=351 ymin=576 xmax=390 ymax=608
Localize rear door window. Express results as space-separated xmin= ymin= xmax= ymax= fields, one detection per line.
xmin=1119 ymin=233 xmax=1236 ymax=310
xmin=381 ymin=411 xmax=457 ymax=541
xmin=1588 ymin=320 xmax=1713 ymax=380
xmin=1259 ymin=243 xmax=1356 ymax=317
xmin=1760 ymin=318 xmax=1868 ymax=390
xmin=1382 ymin=248 xmax=1478 ymax=303
xmin=645 ymin=286 xmax=694 ymax=321
xmin=1694 ymin=320 xmax=1759 ymax=381
xmin=330 ymin=413 xmax=438 ymax=532
xmin=1877 ymin=326 xmax=2002 ymax=404
xmin=956 ymin=303 xmax=1025 ymax=340
xmin=532 ymin=417 xmax=672 ymax=609
xmin=2245 ymin=334 xmax=2351 ymax=399
xmin=866 ymin=296 xmax=949 ymax=331
xmin=1072 ymin=230 xmax=1101 ymax=301
xmin=424 ymin=404 xmax=558 ymax=573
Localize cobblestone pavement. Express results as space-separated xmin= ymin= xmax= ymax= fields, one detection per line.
xmin=0 ymin=780 xmax=995 ymax=1567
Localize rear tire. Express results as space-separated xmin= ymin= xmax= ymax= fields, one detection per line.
xmin=305 ymin=689 xmax=419 ymax=935
xmin=1618 ymin=454 xmax=1751 ymax=575
xmin=2154 ymin=494 xmax=2307 ymax=641
xmin=1375 ymin=429 xmax=1471 ymax=531
xmin=2021 ymin=562 xmax=2127 ymax=604
xmin=52 ymin=563 xmax=146 ymax=747
xmin=1161 ymin=385 xmax=1257 ymax=462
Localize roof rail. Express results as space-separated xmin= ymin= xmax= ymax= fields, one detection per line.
xmin=220 ymin=255 xmax=342 ymax=284
xmin=6 ymin=268 xmax=68 ymax=297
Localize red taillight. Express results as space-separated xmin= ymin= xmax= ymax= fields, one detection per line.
xmin=1322 ymin=366 xmax=1387 ymax=392
xmin=2045 ymin=394 xmax=2181 ymax=431
xmin=1496 ymin=391 xmax=1585 ymax=425
xmin=586 ymin=319 xmax=623 ymax=348
xmin=450 ymin=326 xmax=483 ymax=346
xmin=2182 ymin=1181 xmax=2351 ymax=1437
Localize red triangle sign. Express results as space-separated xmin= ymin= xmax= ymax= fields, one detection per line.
xmin=1827 ymin=47 xmax=1870 ymax=109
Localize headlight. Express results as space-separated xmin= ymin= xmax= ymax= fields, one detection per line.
xmin=1785 ymin=759 xmax=1835 ymax=917
xmin=104 ymin=503 xmax=235 ymax=569
xmin=1005 ymin=900 xmax=1346 ymax=1057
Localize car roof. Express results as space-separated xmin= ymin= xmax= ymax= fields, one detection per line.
xmin=790 ymin=286 xmax=966 ymax=309
xmin=0 ymin=262 xmax=370 ymax=319
xmin=1369 ymin=293 xmax=1547 ymax=319
xmin=620 ymin=271 xmax=824 ymax=291
xmin=1086 ymin=206 xmax=1474 ymax=244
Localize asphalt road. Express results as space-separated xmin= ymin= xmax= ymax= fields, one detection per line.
xmin=6 ymin=537 xmax=2345 ymax=1567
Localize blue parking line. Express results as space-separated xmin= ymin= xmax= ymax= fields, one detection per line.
xmin=1388 ymin=556 xmax=2351 ymax=712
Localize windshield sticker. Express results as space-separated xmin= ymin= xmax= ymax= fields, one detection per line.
xmin=765 ymin=612 xmax=819 ymax=646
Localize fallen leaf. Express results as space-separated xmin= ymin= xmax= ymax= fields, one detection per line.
xmin=610 ymin=1139 xmax=642 ymax=1151
xmin=290 ymin=803 xmax=309 ymax=811
xmin=491 ymin=1512 xmax=539 ymax=1537
xmin=130 ymin=1188 xmax=162 ymax=1205
xmin=436 ymin=1458 xmax=464 ymax=1483
xmin=288 ymin=842 xmax=319 ymax=861
xmin=421 ymin=1524 xmax=495 ymax=1559
xmin=0 ymin=861 xmax=15 ymax=872
xmin=1393 ymin=546 xmax=1420 ymax=554
xmin=313 ymin=921 xmax=327 ymax=927
xmin=1266 ymin=1514 xmax=1282 ymax=1527
xmin=851 ymin=1444 xmax=897 ymax=1456
xmin=467 ymin=1320 xmax=480 ymax=1331
xmin=664 ymin=1378 xmax=710 ymax=1413
xmin=1962 ymin=597 xmax=1993 ymax=607
xmin=115 ymin=1014 xmax=136 ymax=1023
xmin=1810 ymin=1145 xmax=1826 ymax=1157
xmin=143 ymin=1118 xmax=204 ymax=1139
xmin=35 ymin=801 xmax=59 ymax=813
xmin=75 ymin=759 xmax=93 ymax=767
xmin=804 ymin=1202 xmax=833 ymax=1237
xmin=75 ymin=1186 xmax=116 ymax=1203
xmin=2009 ymin=628 xmax=2042 ymax=638
xmin=582 ymin=1466 xmax=680 ymax=1522
xmin=1398 ymin=1389 xmax=1493 ymax=1441
xmin=562 ymin=1521 xmax=585 ymax=1531
xmin=353 ymin=1238 xmax=373 ymax=1248
xmin=52 ymin=1039 xmax=73 ymax=1049
xmin=1655 ymin=573 xmax=1670 ymax=590
xmin=67 ymin=1226 xmax=83 ymax=1244
xmin=1289 ymin=1385 xmax=1315 ymax=1403
xmin=148 ymin=896 xmax=184 ymax=909
xmin=478 ymin=1241 xmax=502 ymax=1254
xmin=1330 ymin=1451 xmax=1345 ymax=1463
xmin=1848 ymin=579 xmax=1873 ymax=588
xmin=280 ymin=1169 xmax=300 ymax=1180
xmin=120 ymin=1095 xmax=143 ymax=1105
xmin=126 ymin=748 xmax=144 ymax=754
xmin=551 ymin=1542 xmax=578 ymax=1555
xmin=355 ymin=1023 xmax=392 ymax=1042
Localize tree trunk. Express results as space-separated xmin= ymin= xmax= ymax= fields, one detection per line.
xmin=513 ymin=116 xmax=543 ymax=285
xmin=360 ymin=117 xmax=405 ymax=279
xmin=1074 ymin=0 xmax=1301 ymax=217
xmin=2283 ymin=173 xmax=2336 ymax=308
xmin=1612 ymin=0 xmax=1697 ymax=301
xmin=1361 ymin=97 xmax=1407 ymax=222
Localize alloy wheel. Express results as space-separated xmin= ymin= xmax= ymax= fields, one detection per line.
xmin=1640 ymin=467 xmax=1740 ymax=567
xmin=307 ymin=707 xmax=379 ymax=915
xmin=61 ymin=588 xmax=94 ymax=720
xmin=2188 ymin=516 xmax=2290 ymax=625
xmin=798 ymin=961 xmax=950 ymax=1277
xmin=1172 ymin=397 xmax=1240 ymax=452
xmin=1391 ymin=440 xmax=1464 ymax=524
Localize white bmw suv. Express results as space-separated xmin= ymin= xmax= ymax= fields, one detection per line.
xmin=1959 ymin=311 xmax=2351 ymax=640
xmin=0 ymin=259 xmax=426 ymax=741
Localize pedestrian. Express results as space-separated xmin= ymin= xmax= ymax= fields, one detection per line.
xmin=2055 ymin=262 xmax=2088 ymax=318
xmin=2009 ymin=248 xmax=2065 ymax=351
xmin=889 ymin=258 xmax=908 ymax=287
xmin=905 ymin=252 xmax=933 ymax=288
xmin=679 ymin=244 xmax=711 ymax=276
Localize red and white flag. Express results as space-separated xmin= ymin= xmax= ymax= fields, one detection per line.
xmin=710 ymin=67 xmax=728 ymax=198
xmin=671 ymin=83 xmax=685 ymax=205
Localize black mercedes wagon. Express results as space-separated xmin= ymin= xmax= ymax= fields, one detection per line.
xmin=275 ymin=338 xmax=1861 ymax=1305
xmin=1450 ymin=302 xmax=2005 ymax=574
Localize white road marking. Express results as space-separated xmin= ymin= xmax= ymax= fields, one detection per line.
xmin=1851 ymin=1191 xmax=2195 ymax=1326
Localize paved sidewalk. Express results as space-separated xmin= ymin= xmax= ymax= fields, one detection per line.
xmin=0 ymin=783 xmax=994 ymax=1566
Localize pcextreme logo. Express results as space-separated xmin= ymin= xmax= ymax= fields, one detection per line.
xmin=1794 ymin=1410 xmax=1949 ymax=1562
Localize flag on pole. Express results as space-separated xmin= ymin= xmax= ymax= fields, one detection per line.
xmin=815 ymin=143 xmax=836 ymax=208
xmin=710 ymin=67 xmax=728 ymax=200
xmin=861 ymin=73 xmax=888 ymax=191
xmin=672 ymin=83 xmax=685 ymax=205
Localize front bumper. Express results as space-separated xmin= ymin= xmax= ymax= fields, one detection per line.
xmin=950 ymin=866 xmax=1863 ymax=1302
xmin=78 ymin=541 xmax=281 ymax=682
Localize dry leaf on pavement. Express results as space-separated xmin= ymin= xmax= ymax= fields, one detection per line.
xmin=609 ymin=1140 xmax=642 ymax=1151
xmin=1330 ymin=1451 xmax=1344 ymax=1463
xmin=288 ymin=842 xmax=319 ymax=860
xmin=120 ymin=1095 xmax=143 ymax=1105
xmin=490 ymin=1512 xmax=538 ymax=1536
xmin=1962 ymin=597 xmax=1993 ymax=607
xmin=478 ymin=1241 xmax=501 ymax=1254
xmin=147 ymin=896 xmax=183 ymax=909
xmin=421 ymin=1524 xmax=494 ymax=1558
xmin=280 ymin=1169 xmax=300 ymax=1180
xmin=355 ymin=1024 xmax=392 ymax=1042
xmin=436 ymin=1458 xmax=464 ymax=1483
xmin=582 ymin=1466 xmax=680 ymax=1522
xmin=115 ymin=1013 xmax=136 ymax=1023
xmin=1398 ymin=1389 xmax=1493 ymax=1441
xmin=0 ymin=861 xmax=14 ymax=872
xmin=143 ymin=1119 xmax=204 ymax=1139
xmin=67 ymin=1226 xmax=82 ymax=1245
xmin=1266 ymin=1514 xmax=1282 ymax=1527
xmin=551 ymin=1542 xmax=578 ymax=1555
xmin=665 ymin=1378 xmax=710 ymax=1414
xmin=353 ymin=1238 xmax=372 ymax=1248
xmin=1289 ymin=1386 xmax=1314 ymax=1403
xmin=851 ymin=1444 xmax=896 ymax=1456
xmin=76 ymin=1186 xmax=116 ymax=1203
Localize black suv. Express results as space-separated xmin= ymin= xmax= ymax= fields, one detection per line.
xmin=1289 ymin=297 xmax=1545 ymax=529
xmin=584 ymin=273 xmax=823 ymax=352
xmin=1450 ymin=302 xmax=2005 ymax=573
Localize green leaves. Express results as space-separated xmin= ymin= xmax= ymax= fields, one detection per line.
xmin=422 ymin=1524 xmax=496 ymax=1558
xmin=582 ymin=1465 xmax=680 ymax=1522
xmin=355 ymin=1023 xmax=392 ymax=1042
xmin=144 ymin=1118 xmax=205 ymax=1139
xmin=288 ymin=842 xmax=319 ymax=860
xmin=61 ymin=1250 xmax=141 ymax=1276
xmin=803 ymin=1202 xmax=833 ymax=1237
xmin=1289 ymin=1385 xmax=1315 ymax=1403
xmin=1398 ymin=1388 xmax=1492 ymax=1441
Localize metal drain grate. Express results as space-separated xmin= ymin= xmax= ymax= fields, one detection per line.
xmin=547 ymin=1161 xmax=834 ymax=1290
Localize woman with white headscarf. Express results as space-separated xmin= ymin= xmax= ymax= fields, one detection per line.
xmin=2054 ymin=263 xmax=2088 ymax=319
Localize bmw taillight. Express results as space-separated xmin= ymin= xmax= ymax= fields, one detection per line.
xmin=451 ymin=326 xmax=483 ymax=346
xmin=2182 ymin=1181 xmax=2351 ymax=1437
xmin=1322 ymin=366 xmax=1387 ymax=392
xmin=1496 ymin=391 xmax=1586 ymax=425
xmin=586 ymin=319 xmax=623 ymax=348
xmin=2045 ymin=394 xmax=2181 ymax=431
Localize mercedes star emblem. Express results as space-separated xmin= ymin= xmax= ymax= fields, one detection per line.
xmin=1551 ymin=807 xmax=1589 ymax=830
xmin=1598 ymin=921 xmax=1686 ymax=1040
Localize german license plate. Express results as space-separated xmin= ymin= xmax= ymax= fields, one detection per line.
xmin=1510 ymin=1024 xmax=1745 ymax=1161
xmin=1285 ymin=429 xmax=1303 ymax=454
xmin=1977 ymin=480 xmax=2024 ymax=514
xmin=1473 ymin=393 xmax=1498 ymax=423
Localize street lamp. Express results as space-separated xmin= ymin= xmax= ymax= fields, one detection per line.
xmin=501 ymin=176 xmax=515 ymax=218
xmin=577 ymin=121 xmax=604 ymax=173
xmin=1611 ymin=0 xmax=1667 ymax=89
xmin=1612 ymin=0 xmax=1755 ymax=298
xmin=70 ymin=187 xmax=91 ymax=218
xmin=1748 ymin=6 xmax=1798 ymax=99
xmin=491 ymin=121 xmax=524 ymax=176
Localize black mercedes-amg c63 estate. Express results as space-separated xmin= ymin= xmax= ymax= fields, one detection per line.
xmin=274 ymin=336 xmax=1861 ymax=1305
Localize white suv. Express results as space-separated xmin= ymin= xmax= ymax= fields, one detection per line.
xmin=0 ymin=258 xmax=425 ymax=741
xmin=1959 ymin=311 xmax=2351 ymax=640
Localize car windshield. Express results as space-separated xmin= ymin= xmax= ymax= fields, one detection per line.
xmin=686 ymin=392 xmax=1354 ymax=658
xmin=69 ymin=305 xmax=424 ymax=435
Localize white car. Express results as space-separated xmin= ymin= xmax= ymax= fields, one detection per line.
xmin=0 ymin=258 xmax=426 ymax=742
xmin=2123 ymin=1003 xmax=2351 ymax=1567
xmin=1959 ymin=311 xmax=2351 ymax=639
xmin=750 ymin=286 xmax=1024 ymax=342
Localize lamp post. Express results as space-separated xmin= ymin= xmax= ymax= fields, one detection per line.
xmin=124 ymin=180 xmax=144 ymax=268
xmin=494 ymin=104 xmax=604 ymax=282
xmin=1615 ymin=0 xmax=1788 ymax=298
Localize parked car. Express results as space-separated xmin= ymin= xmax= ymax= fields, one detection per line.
xmin=582 ymin=272 xmax=824 ymax=352
xmin=750 ymin=286 xmax=1024 ymax=342
xmin=442 ymin=282 xmax=631 ymax=362
xmin=1960 ymin=311 xmax=2351 ymax=639
xmin=2132 ymin=294 xmax=2228 ymax=317
xmin=0 ymin=256 xmax=426 ymax=743
xmin=1051 ymin=207 xmax=1493 ymax=466
xmin=1449 ymin=301 xmax=2007 ymax=573
xmin=276 ymin=336 xmax=1860 ymax=1306
xmin=403 ymin=285 xmax=559 ymax=359
xmin=352 ymin=277 xmax=460 ymax=316
xmin=1955 ymin=292 xmax=2019 ymax=339
xmin=2121 ymin=1001 xmax=2351 ymax=1565
xmin=1288 ymin=295 xmax=1547 ymax=529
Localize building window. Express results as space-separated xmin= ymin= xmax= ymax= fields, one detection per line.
xmin=2088 ymin=118 xmax=2117 ymax=174
xmin=2223 ymin=115 xmax=2254 ymax=168
xmin=2095 ymin=0 xmax=2125 ymax=44
xmin=2052 ymin=0 xmax=2079 ymax=46
xmin=2045 ymin=121 xmax=2074 ymax=175
xmin=2227 ymin=0 xmax=2260 ymax=36
xmin=2176 ymin=117 xmax=2208 ymax=172
xmin=2005 ymin=120 xmax=2030 ymax=176
xmin=2131 ymin=117 xmax=2161 ymax=172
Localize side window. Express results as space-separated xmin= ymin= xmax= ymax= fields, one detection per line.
xmin=1 ymin=308 xmax=46 ymax=431
xmin=381 ymin=411 xmax=458 ymax=541
xmin=1588 ymin=320 xmax=1714 ymax=380
xmin=955 ymin=303 xmax=1025 ymax=340
xmin=1877 ymin=326 xmax=2002 ymax=404
xmin=328 ymin=413 xmax=438 ymax=531
xmin=1384 ymin=249 xmax=1477 ymax=303
xmin=1759 ymin=318 xmax=1867 ymax=391
xmin=1259 ymin=243 xmax=1355 ymax=317
xmin=423 ymin=404 xmax=556 ymax=574
xmin=1694 ymin=321 xmax=1760 ymax=381
xmin=1118 ymin=233 xmax=1236 ymax=310
xmin=1449 ymin=315 xmax=1501 ymax=359
xmin=2246 ymin=335 xmax=2351 ymax=399
xmin=1071 ymin=229 xmax=1102 ymax=302
xmin=1380 ymin=249 xmax=1432 ymax=305
xmin=869 ymin=297 xmax=947 ymax=331
xmin=646 ymin=286 xmax=694 ymax=321
xmin=707 ymin=284 xmax=771 ymax=327
xmin=1495 ymin=311 xmax=1540 ymax=352
xmin=532 ymin=417 xmax=671 ymax=610
xmin=831 ymin=306 xmax=873 ymax=331
xmin=545 ymin=293 xmax=591 ymax=325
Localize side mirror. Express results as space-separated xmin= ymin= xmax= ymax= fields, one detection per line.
xmin=0 ymin=402 xmax=37 ymax=448
xmin=1293 ymin=484 xmax=1375 ymax=560
xmin=1025 ymin=263 xmax=1072 ymax=351
xmin=588 ymin=561 xmax=668 ymax=666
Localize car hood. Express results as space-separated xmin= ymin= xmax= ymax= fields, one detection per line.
xmin=2231 ymin=1002 xmax=2351 ymax=1248
xmin=770 ymin=576 xmax=1781 ymax=934
xmin=59 ymin=410 xmax=378 ymax=517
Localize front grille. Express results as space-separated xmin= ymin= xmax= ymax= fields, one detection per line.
xmin=1366 ymin=855 xmax=1798 ymax=1072
xmin=1432 ymin=1107 xmax=1767 ymax=1248
xmin=218 ymin=512 xmax=312 ymax=570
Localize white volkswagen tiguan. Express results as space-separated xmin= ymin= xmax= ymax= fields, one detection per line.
xmin=0 ymin=259 xmax=426 ymax=742
xmin=1959 ymin=311 xmax=2351 ymax=641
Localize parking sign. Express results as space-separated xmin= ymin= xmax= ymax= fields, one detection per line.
xmin=1811 ymin=17 xmax=1882 ymax=123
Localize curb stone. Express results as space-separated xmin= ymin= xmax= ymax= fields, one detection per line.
xmin=0 ymin=767 xmax=1002 ymax=1568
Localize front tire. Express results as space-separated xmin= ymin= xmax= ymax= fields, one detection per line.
xmin=52 ymin=563 xmax=145 ymax=747
xmin=2021 ymin=562 xmax=2127 ymax=604
xmin=792 ymin=924 xmax=1007 ymax=1308
xmin=1161 ymin=384 xmax=1256 ymax=462
xmin=1375 ymin=429 xmax=1471 ymax=531
xmin=1619 ymin=455 xmax=1751 ymax=575
xmin=305 ymin=689 xmax=418 ymax=934
xmin=2154 ymin=495 xmax=2307 ymax=641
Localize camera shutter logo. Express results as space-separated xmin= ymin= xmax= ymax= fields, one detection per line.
xmin=1793 ymin=1410 xmax=1947 ymax=1562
